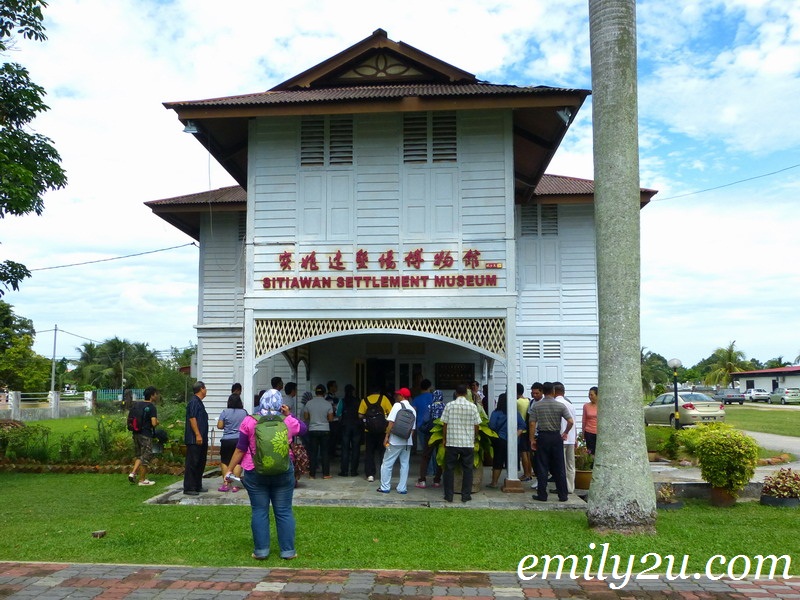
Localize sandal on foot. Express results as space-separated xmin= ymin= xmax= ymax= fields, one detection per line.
xmin=231 ymin=486 xmax=240 ymax=493
xmin=217 ymin=485 xmax=230 ymax=492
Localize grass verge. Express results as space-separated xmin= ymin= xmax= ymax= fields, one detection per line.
xmin=722 ymin=407 xmax=800 ymax=438
xmin=0 ymin=473 xmax=797 ymax=574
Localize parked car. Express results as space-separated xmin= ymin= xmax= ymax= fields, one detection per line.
xmin=744 ymin=388 xmax=770 ymax=402
xmin=768 ymin=387 xmax=800 ymax=405
xmin=644 ymin=392 xmax=726 ymax=428
xmin=712 ymin=388 xmax=745 ymax=405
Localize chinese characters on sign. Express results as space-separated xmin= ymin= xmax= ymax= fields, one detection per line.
xmin=282 ymin=248 xmax=484 ymax=272
xmin=264 ymin=246 xmax=500 ymax=290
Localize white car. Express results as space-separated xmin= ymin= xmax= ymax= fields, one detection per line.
xmin=744 ymin=388 xmax=770 ymax=403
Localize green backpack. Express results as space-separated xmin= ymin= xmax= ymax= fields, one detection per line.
xmin=253 ymin=415 xmax=291 ymax=475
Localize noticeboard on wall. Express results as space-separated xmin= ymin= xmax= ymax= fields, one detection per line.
xmin=435 ymin=363 xmax=475 ymax=390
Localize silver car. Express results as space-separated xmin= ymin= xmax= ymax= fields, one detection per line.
xmin=644 ymin=392 xmax=726 ymax=428
xmin=769 ymin=387 xmax=800 ymax=405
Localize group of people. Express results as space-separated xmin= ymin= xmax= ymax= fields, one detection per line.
xmin=127 ymin=376 xmax=598 ymax=562
xmin=486 ymin=381 xmax=598 ymax=502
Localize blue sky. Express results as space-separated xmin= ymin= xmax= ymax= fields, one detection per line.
xmin=1 ymin=0 xmax=798 ymax=367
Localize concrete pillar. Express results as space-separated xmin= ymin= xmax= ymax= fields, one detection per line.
xmin=10 ymin=390 xmax=21 ymax=420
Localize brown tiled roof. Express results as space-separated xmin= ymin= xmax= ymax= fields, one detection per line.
xmin=533 ymin=174 xmax=657 ymax=200
xmin=145 ymin=186 xmax=245 ymax=207
xmin=164 ymin=83 xmax=579 ymax=108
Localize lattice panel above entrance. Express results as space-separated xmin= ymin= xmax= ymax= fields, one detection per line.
xmin=254 ymin=318 xmax=506 ymax=358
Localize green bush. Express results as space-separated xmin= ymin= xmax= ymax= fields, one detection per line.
xmin=3 ymin=424 xmax=50 ymax=462
xmin=696 ymin=428 xmax=758 ymax=496
xmin=644 ymin=426 xmax=670 ymax=452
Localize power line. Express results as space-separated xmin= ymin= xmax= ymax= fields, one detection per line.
xmin=654 ymin=163 xmax=800 ymax=202
xmin=29 ymin=242 xmax=197 ymax=272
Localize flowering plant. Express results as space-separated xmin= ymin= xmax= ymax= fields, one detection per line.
xmin=656 ymin=483 xmax=677 ymax=504
xmin=761 ymin=468 xmax=800 ymax=499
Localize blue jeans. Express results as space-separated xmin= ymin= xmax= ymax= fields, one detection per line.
xmin=242 ymin=465 xmax=296 ymax=559
xmin=379 ymin=443 xmax=411 ymax=492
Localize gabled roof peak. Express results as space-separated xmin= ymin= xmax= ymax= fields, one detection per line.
xmin=272 ymin=29 xmax=476 ymax=91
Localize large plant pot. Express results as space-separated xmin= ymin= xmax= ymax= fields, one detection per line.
xmin=760 ymin=495 xmax=800 ymax=508
xmin=657 ymin=501 xmax=684 ymax=510
xmin=710 ymin=486 xmax=737 ymax=507
xmin=453 ymin=465 xmax=484 ymax=494
xmin=575 ymin=469 xmax=592 ymax=490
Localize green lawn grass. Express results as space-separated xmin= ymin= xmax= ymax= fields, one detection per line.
xmin=722 ymin=407 xmax=800 ymax=438
xmin=0 ymin=473 xmax=797 ymax=574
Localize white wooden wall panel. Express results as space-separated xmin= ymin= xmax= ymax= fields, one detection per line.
xmin=199 ymin=213 xmax=243 ymax=324
xmin=252 ymin=119 xmax=299 ymax=242
xmin=559 ymin=204 xmax=598 ymax=324
xmin=197 ymin=334 xmax=240 ymax=425
xmin=460 ymin=111 xmax=507 ymax=241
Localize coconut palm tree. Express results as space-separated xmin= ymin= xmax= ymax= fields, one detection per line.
xmin=641 ymin=348 xmax=670 ymax=399
xmin=704 ymin=341 xmax=749 ymax=387
xmin=587 ymin=0 xmax=656 ymax=532
xmin=765 ymin=356 xmax=791 ymax=369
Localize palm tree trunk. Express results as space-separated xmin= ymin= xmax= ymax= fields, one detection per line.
xmin=587 ymin=0 xmax=656 ymax=532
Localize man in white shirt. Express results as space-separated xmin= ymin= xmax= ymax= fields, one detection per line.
xmin=554 ymin=381 xmax=576 ymax=494
xmin=377 ymin=388 xmax=416 ymax=494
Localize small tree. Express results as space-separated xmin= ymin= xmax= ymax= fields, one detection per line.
xmin=1 ymin=0 xmax=67 ymax=296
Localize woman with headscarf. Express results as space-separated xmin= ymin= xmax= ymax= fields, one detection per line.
xmin=226 ymin=391 xmax=302 ymax=560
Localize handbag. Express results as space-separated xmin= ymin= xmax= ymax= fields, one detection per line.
xmin=291 ymin=438 xmax=310 ymax=476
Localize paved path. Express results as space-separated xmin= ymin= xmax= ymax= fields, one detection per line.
xmin=741 ymin=430 xmax=800 ymax=455
xmin=2 ymin=561 xmax=798 ymax=599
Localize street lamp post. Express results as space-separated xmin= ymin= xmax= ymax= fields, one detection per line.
xmin=667 ymin=358 xmax=682 ymax=429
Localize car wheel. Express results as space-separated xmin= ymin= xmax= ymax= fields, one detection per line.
xmin=768 ymin=398 xmax=772 ymax=404
xmin=739 ymin=400 xmax=744 ymax=405
xmin=781 ymin=398 xmax=787 ymax=405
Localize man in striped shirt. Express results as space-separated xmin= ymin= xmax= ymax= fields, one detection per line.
xmin=441 ymin=384 xmax=482 ymax=503
xmin=529 ymin=381 xmax=574 ymax=502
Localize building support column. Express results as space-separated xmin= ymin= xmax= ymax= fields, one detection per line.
xmin=502 ymin=311 xmax=523 ymax=493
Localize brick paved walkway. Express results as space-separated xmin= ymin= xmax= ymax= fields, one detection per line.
xmin=1 ymin=562 xmax=798 ymax=599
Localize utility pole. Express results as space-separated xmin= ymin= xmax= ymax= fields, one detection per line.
xmin=50 ymin=324 xmax=58 ymax=392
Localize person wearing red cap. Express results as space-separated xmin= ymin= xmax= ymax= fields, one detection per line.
xmin=376 ymin=388 xmax=417 ymax=494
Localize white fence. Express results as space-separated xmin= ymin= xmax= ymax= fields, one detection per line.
xmin=0 ymin=391 xmax=94 ymax=422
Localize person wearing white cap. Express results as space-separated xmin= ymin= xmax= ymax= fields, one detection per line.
xmin=377 ymin=387 xmax=416 ymax=494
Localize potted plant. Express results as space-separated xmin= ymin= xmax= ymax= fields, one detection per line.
xmin=656 ymin=482 xmax=683 ymax=510
xmin=760 ymin=468 xmax=800 ymax=508
xmin=574 ymin=435 xmax=594 ymax=490
xmin=695 ymin=428 xmax=758 ymax=507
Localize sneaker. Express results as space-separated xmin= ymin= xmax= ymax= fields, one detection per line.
xmin=397 ymin=490 xmax=407 ymax=494
xmin=433 ymin=481 xmax=441 ymax=488
xmin=323 ymin=475 xmax=332 ymax=479
xmin=367 ymin=476 xmax=374 ymax=482
xmin=138 ymin=479 xmax=155 ymax=486
xmin=415 ymin=481 xmax=427 ymax=489
xmin=376 ymin=487 xmax=390 ymax=494
xmin=128 ymin=473 xmax=136 ymax=484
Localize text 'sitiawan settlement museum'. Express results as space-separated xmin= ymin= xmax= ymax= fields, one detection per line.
xmin=147 ymin=30 xmax=654 ymax=476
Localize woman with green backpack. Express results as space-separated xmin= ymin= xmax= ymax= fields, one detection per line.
xmin=226 ymin=391 xmax=302 ymax=561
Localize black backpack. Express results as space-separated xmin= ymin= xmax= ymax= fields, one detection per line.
xmin=390 ymin=400 xmax=415 ymax=440
xmin=126 ymin=401 xmax=148 ymax=433
xmin=363 ymin=395 xmax=388 ymax=434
